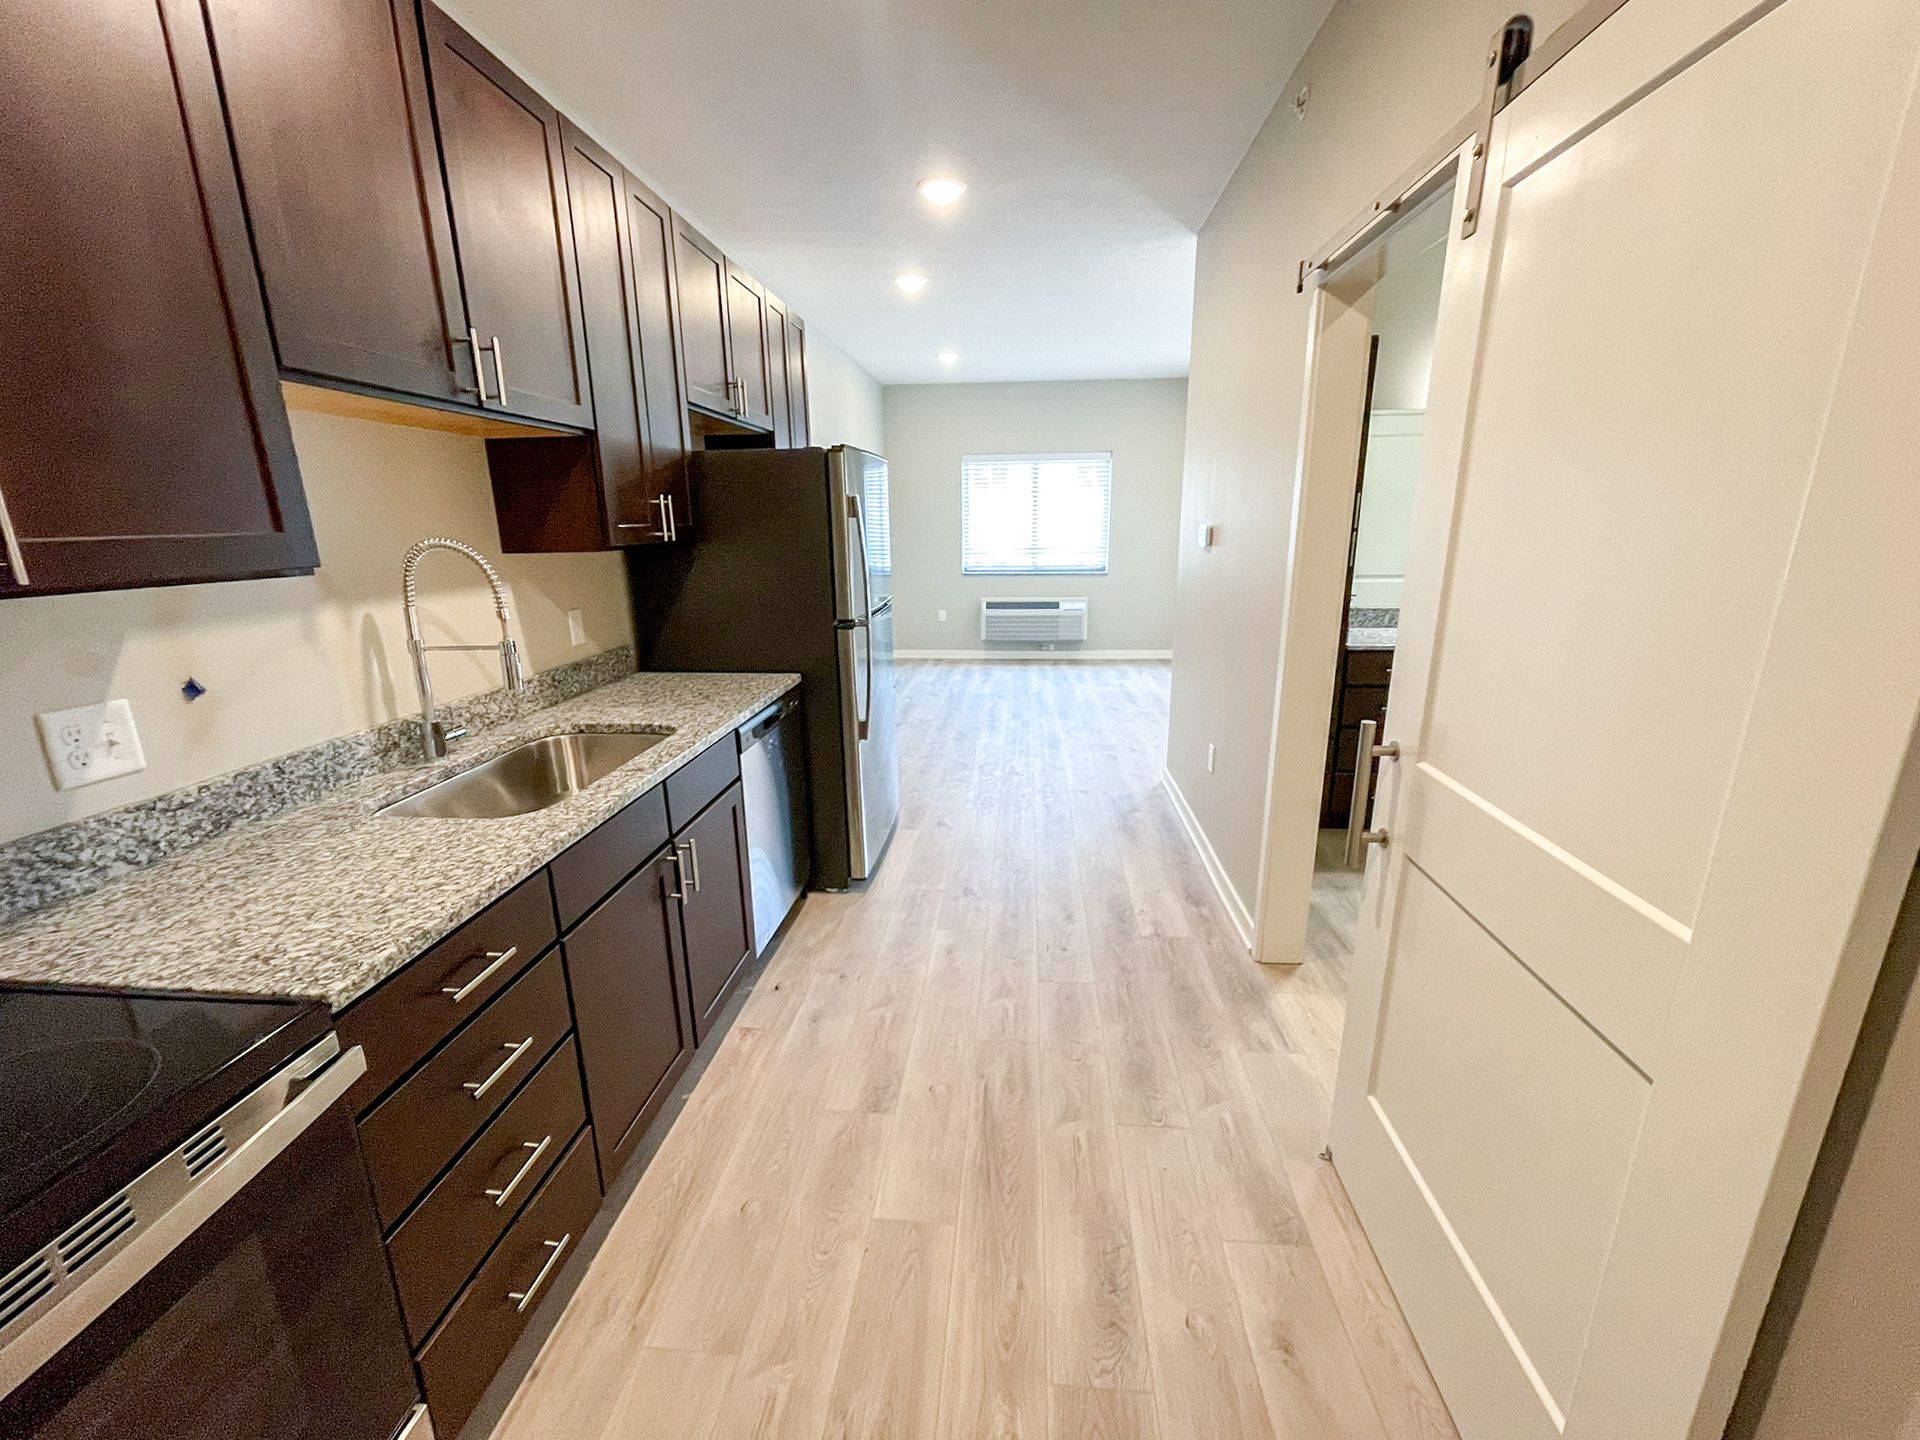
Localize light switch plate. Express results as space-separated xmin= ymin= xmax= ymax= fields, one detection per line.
xmin=36 ymin=699 xmax=147 ymax=791
xmin=567 ymin=608 xmax=586 ymax=646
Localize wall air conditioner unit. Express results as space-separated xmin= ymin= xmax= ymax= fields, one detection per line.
xmin=980 ymin=598 xmax=1088 ymax=644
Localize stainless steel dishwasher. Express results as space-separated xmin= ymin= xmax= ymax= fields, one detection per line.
xmin=740 ymin=695 xmax=809 ymax=952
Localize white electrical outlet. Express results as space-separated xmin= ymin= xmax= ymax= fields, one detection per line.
xmin=938 ymin=609 xmax=948 ymax=623
xmin=37 ymin=700 xmax=147 ymax=791
xmin=1206 ymin=742 xmax=1217 ymax=774
xmin=567 ymin=608 xmax=586 ymax=646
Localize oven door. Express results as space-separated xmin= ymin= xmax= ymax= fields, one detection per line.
xmin=0 ymin=1042 xmax=426 ymax=1440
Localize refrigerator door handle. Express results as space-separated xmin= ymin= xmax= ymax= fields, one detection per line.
xmin=846 ymin=492 xmax=876 ymax=739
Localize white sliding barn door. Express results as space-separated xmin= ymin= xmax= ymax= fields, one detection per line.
xmin=1328 ymin=0 xmax=1920 ymax=1437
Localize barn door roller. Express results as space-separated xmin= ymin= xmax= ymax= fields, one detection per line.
xmin=1462 ymin=15 xmax=1535 ymax=238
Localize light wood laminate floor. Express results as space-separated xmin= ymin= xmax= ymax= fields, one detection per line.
xmin=491 ymin=662 xmax=1456 ymax=1440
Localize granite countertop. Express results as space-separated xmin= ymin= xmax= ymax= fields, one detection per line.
xmin=1346 ymin=626 xmax=1398 ymax=650
xmin=0 ymin=671 xmax=798 ymax=1011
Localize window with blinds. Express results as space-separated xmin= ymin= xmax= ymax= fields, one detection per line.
xmin=960 ymin=452 xmax=1112 ymax=575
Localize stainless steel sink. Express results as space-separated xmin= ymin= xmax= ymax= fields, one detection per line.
xmin=376 ymin=731 xmax=664 ymax=819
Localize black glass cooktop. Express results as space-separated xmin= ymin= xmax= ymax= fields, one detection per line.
xmin=0 ymin=985 xmax=330 ymax=1265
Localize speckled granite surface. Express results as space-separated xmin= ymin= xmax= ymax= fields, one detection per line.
xmin=1346 ymin=627 xmax=1398 ymax=650
xmin=0 ymin=646 xmax=637 ymax=929
xmin=0 ymin=670 xmax=798 ymax=1011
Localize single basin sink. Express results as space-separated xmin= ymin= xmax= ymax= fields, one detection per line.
xmin=377 ymin=731 xmax=664 ymax=819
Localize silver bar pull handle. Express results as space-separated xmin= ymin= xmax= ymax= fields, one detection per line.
xmin=440 ymin=946 xmax=518 ymax=1004
xmin=684 ymin=838 xmax=702 ymax=891
xmin=666 ymin=493 xmax=678 ymax=541
xmin=484 ymin=1134 xmax=553 ymax=1208
xmin=0 ymin=480 xmax=28 ymax=587
xmin=1345 ymin=719 xmax=1401 ymax=868
xmin=653 ymin=495 xmax=671 ymax=537
xmin=667 ymin=849 xmax=687 ymax=901
xmin=508 ymin=1234 xmax=571 ymax=1313
xmin=463 ymin=1036 xmax=535 ymax=1102
xmin=491 ymin=335 xmax=507 ymax=406
xmin=465 ymin=327 xmax=491 ymax=404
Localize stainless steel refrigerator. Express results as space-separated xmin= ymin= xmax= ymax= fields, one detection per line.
xmin=628 ymin=445 xmax=900 ymax=888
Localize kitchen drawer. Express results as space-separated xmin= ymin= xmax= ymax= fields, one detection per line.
xmin=387 ymin=1036 xmax=588 ymax=1345
xmin=1339 ymin=683 xmax=1390 ymax=729
xmin=1345 ymin=647 xmax=1395 ymax=686
xmin=359 ymin=948 xmax=573 ymax=1227
xmin=665 ymin=736 xmax=741 ymax=832
xmin=338 ymin=871 xmax=557 ymax=1113
xmin=549 ymin=784 xmax=670 ymax=930
xmin=416 ymin=1128 xmax=603 ymax=1436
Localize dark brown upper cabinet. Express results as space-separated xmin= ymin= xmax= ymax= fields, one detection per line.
xmin=767 ymin=294 xmax=795 ymax=447
xmin=725 ymin=264 xmax=775 ymax=430
xmin=672 ymin=216 xmax=735 ymax=417
xmin=420 ymin=4 xmax=592 ymax=429
xmin=202 ymin=0 xmax=472 ymax=404
xmin=0 ymin=0 xmax=315 ymax=598
xmin=488 ymin=125 xmax=688 ymax=552
xmin=765 ymin=294 xmax=812 ymax=448
xmin=786 ymin=311 xmax=812 ymax=446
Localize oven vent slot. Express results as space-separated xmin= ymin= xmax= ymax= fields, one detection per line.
xmin=0 ymin=1256 xmax=55 ymax=1330
xmin=58 ymin=1193 xmax=137 ymax=1273
xmin=182 ymin=1120 xmax=228 ymax=1177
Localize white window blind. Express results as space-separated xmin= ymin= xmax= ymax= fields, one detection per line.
xmin=961 ymin=452 xmax=1112 ymax=575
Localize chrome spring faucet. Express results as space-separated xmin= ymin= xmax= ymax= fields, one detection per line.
xmin=401 ymin=538 xmax=529 ymax=760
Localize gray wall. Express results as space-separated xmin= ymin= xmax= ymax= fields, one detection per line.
xmin=882 ymin=378 xmax=1187 ymax=654
xmin=1166 ymin=0 xmax=1586 ymax=907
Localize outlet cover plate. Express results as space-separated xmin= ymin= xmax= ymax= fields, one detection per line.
xmin=36 ymin=699 xmax=147 ymax=791
xmin=567 ymin=608 xmax=586 ymax=646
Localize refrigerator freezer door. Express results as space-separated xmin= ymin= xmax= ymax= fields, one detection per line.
xmin=836 ymin=599 xmax=900 ymax=880
xmin=828 ymin=447 xmax=891 ymax=622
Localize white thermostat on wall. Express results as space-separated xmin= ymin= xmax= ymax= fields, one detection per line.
xmin=35 ymin=699 xmax=148 ymax=791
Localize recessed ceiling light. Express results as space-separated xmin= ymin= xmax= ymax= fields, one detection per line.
xmin=895 ymin=273 xmax=930 ymax=296
xmin=938 ymin=350 xmax=959 ymax=366
xmin=917 ymin=176 xmax=968 ymax=206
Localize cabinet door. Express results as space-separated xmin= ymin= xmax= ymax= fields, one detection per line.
xmin=558 ymin=121 xmax=647 ymax=541
xmin=787 ymin=312 xmax=812 ymax=446
xmin=203 ymin=0 xmax=470 ymax=403
xmin=563 ymin=849 xmax=693 ymax=1178
xmin=676 ymin=783 xmax=755 ymax=1040
xmin=766 ymin=294 xmax=795 ymax=447
xmin=627 ymin=176 xmax=692 ymax=539
xmin=672 ymin=215 xmax=734 ymax=415
xmin=0 ymin=0 xmax=313 ymax=597
xmin=725 ymin=263 xmax=775 ymax=430
xmin=420 ymin=5 xmax=591 ymax=428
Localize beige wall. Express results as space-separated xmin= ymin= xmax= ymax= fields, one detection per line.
xmin=882 ymin=378 xmax=1187 ymax=654
xmin=1167 ymin=0 xmax=1584 ymax=908
xmin=805 ymin=328 xmax=886 ymax=453
xmin=0 ymin=408 xmax=632 ymax=844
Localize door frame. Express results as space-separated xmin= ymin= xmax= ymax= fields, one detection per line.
xmin=1248 ymin=168 xmax=1461 ymax=970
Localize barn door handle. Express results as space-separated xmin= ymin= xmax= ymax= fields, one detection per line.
xmin=1345 ymin=719 xmax=1401 ymax=867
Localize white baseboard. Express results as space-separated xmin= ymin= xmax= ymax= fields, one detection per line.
xmin=895 ymin=649 xmax=1173 ymax=661
xmin=1160 ymin=768 xmax=1256 ymax=951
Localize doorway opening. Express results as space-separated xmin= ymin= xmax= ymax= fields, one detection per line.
xmin=1252 ymin=179 xmax=1452 ymax=973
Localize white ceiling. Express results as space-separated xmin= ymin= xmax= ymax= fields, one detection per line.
xmin=443 ymin=0 xmax=1331 ymax=385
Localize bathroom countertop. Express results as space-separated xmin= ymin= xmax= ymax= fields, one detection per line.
xmin=0 ymin=671 xmax=798 ymax=1011
xmin=1346 ymin=626 xmax=1398 ymax=651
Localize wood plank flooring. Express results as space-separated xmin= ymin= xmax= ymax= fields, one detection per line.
xmin=490 ymin=662 xmax=1456 ymax=1440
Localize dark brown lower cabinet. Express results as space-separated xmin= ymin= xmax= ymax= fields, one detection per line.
xmin=415 ymin=1128 xmax=602 ymax=1437
xmin=564 ymin=848 xmax=694 ymax=1181
xmin=677 ymin=782 xmax=755 ymax=1040
xmin=0 ymin=0 xmax=314 ymax=597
